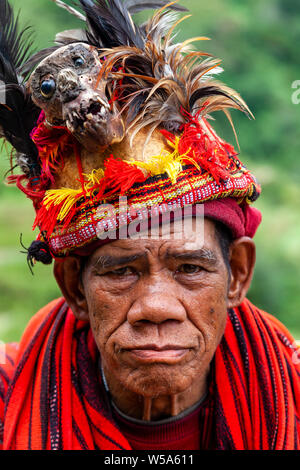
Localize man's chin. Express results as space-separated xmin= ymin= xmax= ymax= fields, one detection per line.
xmin=116 ymin=364 xmax=195 ymax=398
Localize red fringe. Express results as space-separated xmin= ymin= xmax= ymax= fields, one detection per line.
xmin=33 ymin=200 xmax=80 ymax=236
xmin=95 ymin=155 xmax=147 ymax=200
xmin=6 ymin=174 xmax=45 ymax=202
xmin=31 ymin=121 xmax=76 ymax=184
xmin=161 ymin=108 xmax=239 ymax=184
xmin=34 ymin=155 xmax=147 ymax=238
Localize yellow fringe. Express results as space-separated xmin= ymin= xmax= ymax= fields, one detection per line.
xmin=42 ymin=140 xmax=198 ymax=221
xmin=130 ymin=152 xmax=182 ymax=184
xmin=129 ymin=136 xmax=197 ymax=184
xmin=42 ymin=168 xmax=106 ymax=221
xmin=43 ymin=188 xmax=83 ymax=221
xmin=83 ymin=168 xmax=105 ymax=188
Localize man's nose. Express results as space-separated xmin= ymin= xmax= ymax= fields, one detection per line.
xmin=127 ymin=281 xmax=187 ymax=326
xmin=57 ymin=69 xmax=81 ymax=103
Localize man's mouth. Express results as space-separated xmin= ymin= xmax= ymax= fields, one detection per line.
xmin=121 ymin=344 xmax=192 ymax=364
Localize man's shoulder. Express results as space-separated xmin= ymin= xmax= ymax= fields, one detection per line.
xmin=0 ymin=342 xmax=19 ymax=447
xmin=0 ymin=298 xmax=65 ymax=385
xmin=243 ymin=298 xmax=295 ymax=336
xmin=0 ymin=298 xmax=66 ymax=448
xmin=238 ymin=298 xmax=299 ymax=362
xmin=0 ymin=342 xmax=19 ymax=382
xmin=24 ymin=297 xmax=66 ymax=332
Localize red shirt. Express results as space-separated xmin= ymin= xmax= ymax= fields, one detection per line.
xmin=112 ymin=394 xmax=215 ymax=450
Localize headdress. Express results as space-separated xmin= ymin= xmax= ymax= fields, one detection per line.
xmin=0 ymin=0 xmax=261 ymax=266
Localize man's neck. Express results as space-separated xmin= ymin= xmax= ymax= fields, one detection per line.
xmin=102 ymin=365 xmax=210 ymax=421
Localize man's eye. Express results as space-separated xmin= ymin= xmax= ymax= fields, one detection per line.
xmin=109 ymin=267 xmax=135 ymax=276
xmin=40 ymin=78 xmax=56 ymax=99
xmin=177 ymin=264 xmax=202 ymax=274
xmin=73 ymin=56 xmax=85 ymax=68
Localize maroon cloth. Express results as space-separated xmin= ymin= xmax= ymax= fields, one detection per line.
xmin=204 ymin=199 xmax=262 ymax=239
xmin=112 ymin=394 xmax=215 ymax=450
xmin=74 ymin=198 xmax=262 ymax=257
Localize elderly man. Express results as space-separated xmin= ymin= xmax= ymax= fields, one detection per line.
xmin=0 ymin=0 xmax=299 ymax=450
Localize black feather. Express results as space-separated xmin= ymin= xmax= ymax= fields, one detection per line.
xmin=126 ymin=90 xmax=148 ymax=123
xmin=79 ymin=0 xmax=144 ymax=48
xmin=78 ymin=0 xmax=187 ymax=49
xmin=189 ymin=86 xmax=240 ymax=111
xmin=0 ymin=0 xmax=40 ymax=175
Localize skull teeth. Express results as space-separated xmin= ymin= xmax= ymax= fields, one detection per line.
xmin=96 ymin=96 xmax=109 ymax=109
xmin=64 ymin=95 xmax=109 ymax=132
xmin=66 ymin=120 xmax=74 ymax=133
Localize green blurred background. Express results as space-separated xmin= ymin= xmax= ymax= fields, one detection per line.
xmin=0 ymin=0 xmax=300 ymax=342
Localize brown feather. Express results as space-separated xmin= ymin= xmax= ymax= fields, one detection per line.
xmin=96 ymin=3 xmax=253 ymax=143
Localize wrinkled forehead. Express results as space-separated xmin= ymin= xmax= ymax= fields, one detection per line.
xmin=31 ymin=43 xmax=99 ymax=79
xmin=130 ymin=215 xmax=206 ymax=249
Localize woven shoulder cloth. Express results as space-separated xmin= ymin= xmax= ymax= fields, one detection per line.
xmin=0 ymin=342 xmax=19 ymax=449
xmin=214 ymin=302 xmax=300 ymax=449
xmin=0 ymin=298 xmax=299 ymax=450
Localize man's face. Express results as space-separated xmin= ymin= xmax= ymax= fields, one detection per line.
xmin=80 ymin=218 xmax=230 ymax=399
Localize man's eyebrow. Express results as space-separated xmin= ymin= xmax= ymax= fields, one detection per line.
xmin=91 ymin=248 xmax=218 ymax=270
xmin=165 ymin=248 xmax=218 ymax=265
xmin=92 ymin=252 xmax=146 ymax=270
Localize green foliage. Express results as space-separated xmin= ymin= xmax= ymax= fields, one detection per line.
xmin=0 ymin=0 xmax=299 ymax=341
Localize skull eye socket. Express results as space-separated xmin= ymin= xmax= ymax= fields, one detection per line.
xmin=73 ymin=56 xmax=85 ymax=68
xmin=40 ymin=78 xmax=56 ymax=99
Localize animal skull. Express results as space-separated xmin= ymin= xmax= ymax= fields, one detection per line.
xmin=29 ymin=43 xmax=125 ymax=151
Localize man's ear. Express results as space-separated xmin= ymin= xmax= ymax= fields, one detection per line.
xmin=54 ymin=257 xmax=89 ymax=321
xmin=227 ymin=236 xmax=256 ymax=308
